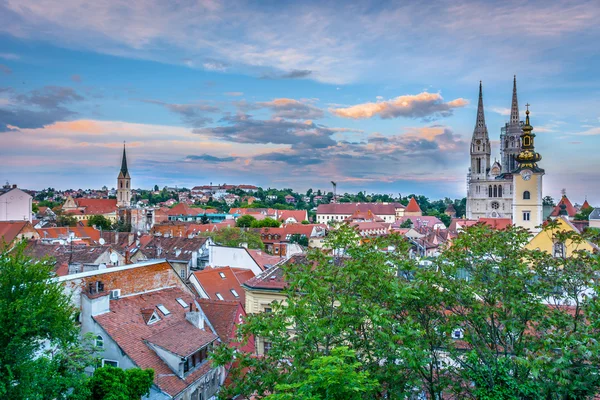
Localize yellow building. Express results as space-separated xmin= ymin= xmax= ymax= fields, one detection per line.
xmin=525 ymin=216 xmax=598 ymax=257
xmin=512 ymin=106 xmax=544 ymax=233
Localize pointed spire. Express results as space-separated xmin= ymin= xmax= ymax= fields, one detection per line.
xmin=473 ymin=81 xmax=488 ymax=136
xmin=510 ymin=75 xmax=520 ymax=125
xmin=120 ymin=142 xmax=128 ymax=176
xmin=515 ymin=105 xmax=543 ymax=172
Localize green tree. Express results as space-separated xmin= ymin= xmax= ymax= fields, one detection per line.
xmin=56 ymin=213 xmax=79 ymax=227
xmin=200 ymin=213 xmax=210 ymax=225
xmin=289 ymin=233 xmax=309 ymax=247
xmin=267 ymin=347 xmax=379 ymax=400
xmin=301 ymin=220 xmax=310 ymax=225
xmin=574 ymin=206 xmax=594 ymax=221
xmin=236 ymin=215 xmax=257 ymax=228
xmin=399 ymin=218 xmax=412 ymax=228
xmin=0 ymin=242 xmax=96 ymax=399
xmin=200 ymin=227 xmax=264 ymax=250
xmin=73 ymin=366 xmax=154 ymax=400
xmin=87 ymin=215 xmax=113 ymax=230
xmin=250 ymin=217 xmax=281 ymax=228
xmin=542 ymin=195 xmax=556 ymax=207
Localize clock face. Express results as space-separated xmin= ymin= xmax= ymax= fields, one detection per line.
xmin=521 ymin=170 xmax=532 ymax=181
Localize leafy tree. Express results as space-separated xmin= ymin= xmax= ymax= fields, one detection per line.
xmin=200 ymin=213 xmax=210 ymax=225
xmin=267 ymin=347 xmax=379 ymax=400
xmin=543 ymin=195 xmax=556 ymax=207
xmin=236 ymin=215 xmax=257 ymax=228
xmin=32 ymin=202 xmax=39 ymax=213
xmin=56 ymin=211 xmax=79 ymax=227
xmin=75 ymin=366 xmax=154 ymax=400
xmin=200 ymin=227 xmax=264 ymax=250
xmin=154 ymin=184 xmax=159 ymax=191
xmin=250 ymin=217 xmax=281 ymax=228
xmin=87 ymin=215 xmax=113 ymax=230
xmin=0 ymin=242 xmax=96 ymax=398
xmin=399 ymin=218 xmax=412 ymax=228
xmin=574 ymin=206 xmax=594 ymax=221
xmin=289 ymin=234 xmax=309 ymax=247
xmin=301 ymin=220 xmax=310 ymax=225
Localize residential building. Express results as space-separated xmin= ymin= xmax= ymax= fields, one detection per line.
xmin=590 ymin=208 xmax=600 ymax=229
xmin=316 ymin=203 xmax=397 ymax=224
xmin=62 ymin=197 xmax=118 ymax=223
xmin=525 ymin=216 xmax=598 ymax=256
xmin=0 ymin=183 xmax=33 ymax=222
xmin=59 ymin=260 xmax=227 ymax=399
xmin=277 ymin=209 xmax=308 ymax=224
xmin=140 ymin=236 xmax=214 ymax=279
xmin=284 ymin=195 xmax=296 ymax=204
xmin=0 ymin=221 xmax=39 ymax=246
xmin=207 ymin=245 xmax=274 ymax=275
xmin=37 ymin=226 xmax=102 ymax=245
xmin=189 ymin=266 xmax=255 ymax=304
xmin=404 ymin=197 xmax=423 ymax=217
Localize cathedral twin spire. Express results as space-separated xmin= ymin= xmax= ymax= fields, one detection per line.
xmin=510 ymin=75 xmax=519 ymax=126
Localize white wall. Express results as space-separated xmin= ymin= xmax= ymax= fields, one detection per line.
xmin=0 ymin=188 xmax=32 ymax=222
xmin=208 ymin=246 xmax=262 ymax=275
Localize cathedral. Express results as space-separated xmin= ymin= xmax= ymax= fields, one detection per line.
xmin=466 ymin=77 xmax=545 ymax=232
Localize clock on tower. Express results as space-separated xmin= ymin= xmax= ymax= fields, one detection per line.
xmin=512 ymin=105 xmax=544 ymax=233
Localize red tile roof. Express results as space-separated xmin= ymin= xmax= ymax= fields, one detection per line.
xmin=73 ymin=198 xmax=117 ymax=215
xmin=277 ymin=210 xmax=308 ymax=222
xmin=246 ymin=249 xmax=282 ymax=270
xmin=550 ymin=195 xmax=578 ymax=217
xmin=242 ymin=255 xmax=308 ymax=291
xmin=197 ymin=299 xmax=243 ymax=344
xmin=93 ymin=287 xmax=217 ymax=397
xmin=478 ymin=218 xmax=513 ymax=230
xmin=37 ymin=226 xmax=101 ymax=242
xmin=0 ymin=221 xmax=31 ymax=244
xmin=192 ymin=267 xmax=254 ymax=303
xmin=146 ymin=320 xmax=217 ymax=357
xmin=317 ymin=203 xmax=396 ymax=215
xmin=581 ymin=200 xmax=592 ymax=210
xmin=405 ymin=197 xmax=422 ymax=213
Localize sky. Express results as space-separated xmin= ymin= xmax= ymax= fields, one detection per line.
xmin=1 ymin=0 xmax=600 ymax=203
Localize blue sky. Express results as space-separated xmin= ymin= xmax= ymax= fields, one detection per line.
xmin=1 ymin=0 xmax=600 ymax=204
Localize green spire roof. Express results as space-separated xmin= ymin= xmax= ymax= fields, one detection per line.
xmin=120 ymin=143 xmax=128 ymax=176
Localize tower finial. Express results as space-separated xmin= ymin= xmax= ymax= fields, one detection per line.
xmin=510 ymin=75 xmax=520 ymax=125
xmin=515 ymin=104 xmax=543 ymax=172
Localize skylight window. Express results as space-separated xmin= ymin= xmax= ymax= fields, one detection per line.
xmin=176 ymin=298 xmax=189 ymax=308
xmin=219 ymin=272 xmax=226 ymax=279
xmin=156 ymin=304 xmax=171 ymax=316
xmin=215 ymin=293 xmax=224 ymax=300
xmin=230 ymin=289 xmax=240 ymax=298
xmin=147 ymin=311 xmax=160 ymax=325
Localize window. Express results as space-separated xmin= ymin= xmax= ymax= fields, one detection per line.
xmin=184 ymin=346 xmax=209 ymax=374
xmin=147 ymin=311 xmax=160 ymax=325
xmin=263 ymin=341 xmax=272 ymax=354
xmin=102 ymin=359 xmax=119 ymax=368
xmin=553 ymin=242 xmax=565 ymax=258
xmin=215 ymin=293 xmax=224 ymax=300
xmin=523 ymin=211 xmax=531 ymax=221
xmin=176 ymin=298 xmax=189 ymax=308
xmin=264 ymin=307 xmax=272 ymax=313
xmin=493 ymin=185 xmax=497 ymax=198
xmin=219 ymin=272 xmax=226 ymax=279
xmin=180 ymin=268 xmax=186 ymax=279
xmin=523 ymin=191 xmax=530 ymax=200
xmin=488 ymin=185 xmax=493 ymax=197
xmin=156 ymin=304 xmax=171 ymax=316
xmin=491 ymin=201 xmax=499 ymax=210
xmin=230 ymin=289 xmax=240 ymax=298
xmin=452 ymin=329 xmax=464 ymax=340
xmin=96 ymin=335 xmax=104 ymax=348
xmin=498 ymin=185 xmax=502 ymax=197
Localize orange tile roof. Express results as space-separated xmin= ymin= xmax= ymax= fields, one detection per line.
xmin=0 ymin=221 xmax=31 ymax=244
xmin=73 ymin=198 xmax=117 ymax=215
xmin=478 ymin=218 xmax=513 ymax=230
xmin=277 ymin=210 xmax=308 ymax=222
xmin=550 ymin=195 xmax=578 ymax=217
xmin=93 ymin=287 xmax=217 ymax=397
xmin=405 ymin=197 xmax=422 ymax=213
xmin=193 ymin=267 xmax=254 ymax=303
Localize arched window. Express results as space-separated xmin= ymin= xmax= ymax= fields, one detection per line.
xmin=523 ymin=191 xmax=531 ymax=200
xmin=477 ymin=158 xmax=482 ymax=174
xmin=493 ymin=185 xmax=498 ymax=198
xmin=96 ymin=335 xmax=104 ymax=348
xmin=488 ymin=185 xmax=493 ymax=198
xmin=126 ymin=181 xmax=129 ymax=189
xmin=498 ymin=185 xmax=503 ymax=198
xmin=120 ymin=181 xmax=123 ymax=188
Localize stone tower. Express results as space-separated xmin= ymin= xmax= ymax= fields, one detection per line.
xmin=470 ymin=82 xmax=491 ymax=181
xmin=116 ymin=143 xmax=131 ymax=208
xmin=500 ymin=76 xmax=523 ymax=173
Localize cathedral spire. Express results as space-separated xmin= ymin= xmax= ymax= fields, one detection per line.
xmin=120 ymin=142 xmax=128 ymax=177
xmin=510 ymin=75 xmax=519 ymax=125
xmin=473 ymin=81 xmax=488 ymax=139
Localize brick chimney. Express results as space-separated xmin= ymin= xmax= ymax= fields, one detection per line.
xmin=185 ymin=301 xmax=205 ymax=330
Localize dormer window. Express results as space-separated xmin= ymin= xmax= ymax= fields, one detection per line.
xmin=146 ymin=311 xmax=160 ymax=325
xmin=156 ymin=304 xmax=171 ymax=316
xmin=176 ymin=298 xmax=189 ymax=308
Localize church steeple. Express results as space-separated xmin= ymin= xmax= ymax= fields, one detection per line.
xmin=514 ymin=105 xmax=543 ymax=173
xmin=120 ymin=143 xmax=129 ymax=177
xmin=469 ymin=81 xmax=491 ymax=180
xmin=510 ymin=75 xmax=519 ymax=126
xmin=117 ymin=143 xmax=132 ymax=207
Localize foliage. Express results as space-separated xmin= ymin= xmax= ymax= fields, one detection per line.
xmin=574 ymin=206 xmax=594 ymax=221
xmin=212 ymin=223 xmax=600 ymax=400
xmin=267 ymin=347 xmax=379 ymax=400
xmin=0 ymin=242 xmax=96 ymax=399
xmin=236 ymin=214 xmax=257 ymax=228
xmin=250 ymin=217 xmax=281 ymax=228
xmin=289 ymin=233 xmax=309 ymax=247
xmin=200 ymin=227 xmax=264 ymax=250
xmin=543 ymin=195 xmax=556 ymax=207
xmin=200 ymin=213 xmax=210 ymax=225
xmin=56 ymin=213 xmax=79 ymax=227
xmin=399 ymin=218 xmax=412 ymax=228
xmin=87 ymin=215 xmax=113 ymax=230
xmin=301 ymin=220 xmax=310 ymax=225
xmin=74 ymin=366 xmax=154 ymax=400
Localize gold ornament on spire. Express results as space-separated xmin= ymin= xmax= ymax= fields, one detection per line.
xmin=514 ymin=104 xmax=543 ymax=172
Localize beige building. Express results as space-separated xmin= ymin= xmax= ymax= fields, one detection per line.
xmin=0 ymin=184 xmax=32 ymax=222
xmin=316 ymin=203 xmax=402 ymax=224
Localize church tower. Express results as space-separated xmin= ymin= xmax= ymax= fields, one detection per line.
xmin=117 ymin=143 xmax=131 ymax=208
xmin=500 ymin=76 xmax=523 ymax=173
xmin=470 ymin=82 xmax=491 ymax=180
xmin=512 ymin=105 xmax=544 ymax=233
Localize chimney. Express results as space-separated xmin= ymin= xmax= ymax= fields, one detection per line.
xmin=12 ymin=184 xmax=17 ymax=189
xmin=185 ymin=303 xmax=205 ymax=329
xmin=114 ymin=232 xmax=119 ymax=245
xmin=128 ymin=233 xmax=134 ymax=246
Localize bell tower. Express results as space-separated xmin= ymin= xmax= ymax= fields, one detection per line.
xmin=512 ymin=105 xmax=544 ymax=233
xmin=469 ymin=81 xmax=491 ymax=180
xmin=116 ymin=143 xmax=131 ymax=208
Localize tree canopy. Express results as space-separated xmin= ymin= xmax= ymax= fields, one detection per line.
xmin=200 ymin=227 xmax=264 ymax=250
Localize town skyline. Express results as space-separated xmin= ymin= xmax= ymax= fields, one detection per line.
xmin=2 ymin=1 xmax=600 ymax=203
